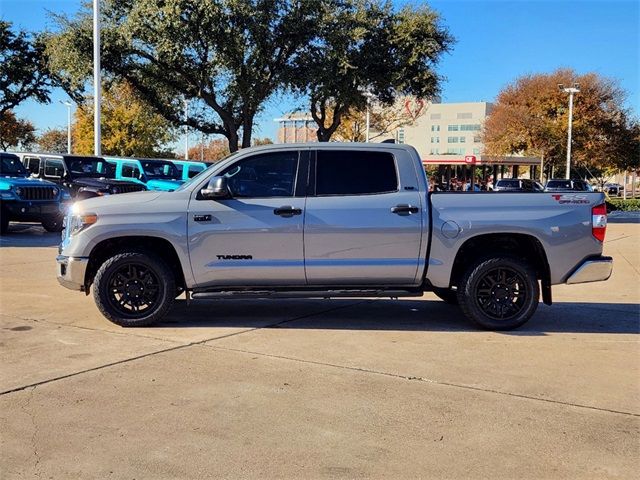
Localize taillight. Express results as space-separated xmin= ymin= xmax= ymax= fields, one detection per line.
xmin=592 ymin=203 xmax=607 ymax=242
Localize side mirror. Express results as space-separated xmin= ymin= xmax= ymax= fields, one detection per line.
xmin=200 ymin=176 xmax=231 ymax=200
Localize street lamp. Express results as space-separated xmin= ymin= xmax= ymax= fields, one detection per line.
xmin=93 ymin=0 xmax=101 ymax=155
xmin=183 ymin=98 xmax=189 ymax=159
xmin=60 ymin=101 xmax=72 ymax=154
xmin=363 ymin=90 xmax=375 ymax=143
xmin=559 ymin=83 xmax=580 ymax=179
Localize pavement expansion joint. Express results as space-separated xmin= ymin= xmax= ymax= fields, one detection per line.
xmin=206 ymin=344 xmax=640 ymax=418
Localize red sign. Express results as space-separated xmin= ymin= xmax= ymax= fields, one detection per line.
xmin=464 ymin=155 xmax=477 ymax=164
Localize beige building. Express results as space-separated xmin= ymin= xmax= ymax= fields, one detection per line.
xmin=275 ymin=112 xmax=317 ymax=143
xmin=394 ymin=101 xmax=493 ymax=159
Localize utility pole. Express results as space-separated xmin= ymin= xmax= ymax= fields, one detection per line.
xmin=93 ymin=0 xmax=101 ymax=155
xmin=559 ymin=83 xmax=580 ymax=179
xmin=184 ymin=98 xmax=189 ymax=159
xmin=364 ymin=91 xmax=374 ymax=143
xmin=60 ymin=101 xmax=72 ymax=153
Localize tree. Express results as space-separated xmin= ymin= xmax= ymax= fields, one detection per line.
xmin=72 ymin=82 xmax=176 ymax=157
xmin=0 ymin=21 xmax=51 ymax=114
xmin=292 ymin=2 xmax=452 ymax=141
xmin=45 ymin=0 xmax=325 ymax=152
xmin=332 ymin=97 xmax=425 ymax=142
xmin=0 ymin=111 xmax=36 ymax=150
xmin=252 ymin=137 xmax=273 ymax=146
xmin=483 ymin=69 xmax=640 ymax=176
xmin=38 ymin=127 xmax=68 ymax=153
xmin=187 ymin=138 xmax=231 ymax=162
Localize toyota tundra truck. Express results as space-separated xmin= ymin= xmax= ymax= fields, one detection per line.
xmin=56 ymin=143 xmax=613 ymax=330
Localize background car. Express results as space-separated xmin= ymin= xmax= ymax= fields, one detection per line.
xmin=544 ymin=179 xmax=591 ymax=192
xmin=106 ymin=157 xmax=184 ymax=191
xmin=494 ymin=179 xmax=545 ymax=192
xmin=604 ymin=183 xmax=623 ymax=196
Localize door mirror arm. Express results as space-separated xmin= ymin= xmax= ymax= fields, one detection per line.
xmin=200 ymin=176 xmax=232 ymax=200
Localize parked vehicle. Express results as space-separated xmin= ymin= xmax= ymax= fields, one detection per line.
xmin=17 ymin=153 xmax=146 ymax=200
xmin=494 ymin=179 xmax=545 ymax=192
xmin=544 ymin=179 xmax=591 ymax=192
xmin=57 ymin=143 xmax=612 ymax=330
xmin=106 ymin=157 xmax=184 ymax=191
xmin=170 ymin=160 xmax=208 ymax=181
xmin=604 ymin=183 xmax=623 ymax=196
xmin=0 ymin=152 xmax=71 ymax=233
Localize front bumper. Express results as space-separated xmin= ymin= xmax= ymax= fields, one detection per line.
xmin=56 ymin=255 xmax=89 ymax=291
xmin=1 ymin=200 xmax=63 ymax=221
xmin=565 ymin=256 xmax=613 ymax=285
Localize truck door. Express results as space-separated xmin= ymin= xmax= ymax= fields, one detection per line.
xmin=304 ymin=149 xmax=424 ymax=285
xmin=188 ymin=150 xmax=308 ymax=287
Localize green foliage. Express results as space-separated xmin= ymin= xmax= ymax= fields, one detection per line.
xmin=0 ymin=21 xmax=51 ymax=114
xmin=45 ymin=0 xmax=325 ymax=151
xmin=606 ymin=198 xmax=640 ymax=212
xmin=0 ymin=111 xmax=36 ymax=150
xmin=292 ymin=2 xmax=453 ymax=141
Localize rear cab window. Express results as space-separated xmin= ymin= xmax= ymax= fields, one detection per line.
xmin=315 ymin=150 xmax=398 ymax=196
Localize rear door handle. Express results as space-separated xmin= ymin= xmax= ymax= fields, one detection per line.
xmin=274 ymin=206 xmax=302 ymax=217
xmin=391 ymin=204 xmax=419 ymax=214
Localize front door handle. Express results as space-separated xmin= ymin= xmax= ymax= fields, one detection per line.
xmin=274 ymin=206 xmax=302 ymax=217
xmin=391 ymin=204 xmax=419 ymax=214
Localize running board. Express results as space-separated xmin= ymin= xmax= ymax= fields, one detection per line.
xmin=190 ymin=289 xmax=423 ymax=300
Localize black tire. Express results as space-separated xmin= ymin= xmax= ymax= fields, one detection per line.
xmin=432 ymin=287 xmax=459 ymax=305
xmin=457 ymin=256 xmax=539 ymax=330
xmin=0 ymin=211 xmax=9 ymax=234
xmin=93 ymin=251 xmax=175 ymax=327
xmin=41 ymin=215 xmax=64 ymax=232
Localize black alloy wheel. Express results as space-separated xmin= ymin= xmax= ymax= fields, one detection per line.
xmin=457 ymin=256 xmax=539 ymax=330
xmin=93 ymin=251 xmax=175 ymax=327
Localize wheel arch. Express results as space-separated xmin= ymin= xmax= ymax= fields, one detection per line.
xmin=449 ymin=232 xmax=552 ymax=305
xmin=84 ymin=235 xmax=186 ymax=294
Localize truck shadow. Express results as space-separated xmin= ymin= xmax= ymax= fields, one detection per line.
xmin=0 ymin=223 xmax=60 ymax=248
xmin=160 ymin=298 xmax=639 ymax=335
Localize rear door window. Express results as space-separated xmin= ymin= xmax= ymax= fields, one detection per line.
xmin=44 ymin=158 xmax=64 ymax=178
xmin=122 ymin=163 xmax=141 ymax=179
xmin=315 ymin=150 xmax=398 ymax=196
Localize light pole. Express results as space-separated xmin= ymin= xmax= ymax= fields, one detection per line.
xmin=60 ymin=101 xmax=72 ymax=153
xmin=559 ymin=83 xmax=580 ymax=179
xmin=93 ymin=0 xmax=101 ymax=155
xmin=184 ymin=98 xmax=189 ymax=159
xmin=363 ymin=90 xmax=374 ymax=143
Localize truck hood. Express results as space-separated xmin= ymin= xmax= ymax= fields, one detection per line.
xmin=74 ymin=190 xmax=162 ymax=211
xmin=145 ymin=178 xmax=184 ymax=191
xmin=73 ymin=177 xmax=145 ymax=189
xmin=0 ymin=176 xmax=57 ymax=189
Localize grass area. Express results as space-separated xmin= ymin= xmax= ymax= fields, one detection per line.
xmin=606 ymin=198 xmax=640 ymax=211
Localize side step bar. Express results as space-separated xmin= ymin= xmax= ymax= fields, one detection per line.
xmin=191 ymin=289 xmax=424 ymax=300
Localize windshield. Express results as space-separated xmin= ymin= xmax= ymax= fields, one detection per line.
xmin=0 ymin=155 xmax=27 ymax=176
xmin=175 ymin=151 xmax=241 ymax=192
xmin=140 ymin=160 xmax=180 ymax=180
xmin=546 ymin=180 xmax=572 ymax=189
xmin=66 ymin=157 xmax=115 ymax=178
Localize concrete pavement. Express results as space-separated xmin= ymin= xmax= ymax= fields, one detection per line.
xmin=1 ymin=222 xmax=638 ymax=479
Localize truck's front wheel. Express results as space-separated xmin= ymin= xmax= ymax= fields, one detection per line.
xmin=457 ymin=256 xmax=539 ymax=330
xmin=93 ymin=251 xmax=175 ymax=327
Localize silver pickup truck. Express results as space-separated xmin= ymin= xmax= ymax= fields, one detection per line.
xmin=57 ymin=143 xmax=612 ymax=330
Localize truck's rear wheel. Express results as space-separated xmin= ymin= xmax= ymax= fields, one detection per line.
xmin=432 ymin=287 xmax=459 ymax=305
xmin=457 ymin=256 xmax=539 ymax=330
xmin=93 ymin=251 xmax=175 ymax=327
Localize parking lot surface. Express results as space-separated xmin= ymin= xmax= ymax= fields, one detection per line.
xmin=1 ymin=221 xmax=639 ymax=479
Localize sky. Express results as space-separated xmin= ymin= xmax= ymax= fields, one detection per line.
xmin=2 ymin=0 xmax=639 ymax=152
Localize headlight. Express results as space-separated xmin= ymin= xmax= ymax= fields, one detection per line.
xmin=0 ymin=187 xmax=16 ymax=200
xmin=67 ymin=212 xmax=98 ymax=236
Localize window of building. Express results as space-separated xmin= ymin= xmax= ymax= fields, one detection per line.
xmin=397 ymin=128 xmax=405 ymax=144
xmin=457 ymin=112 xmax=472 ymax=119
xmin=473 ymin=135 xmax=482 ymax=143
xmin=472 ymin=148 xmax=481 ymax=155
xmin=430 ymin=125 xmax=440 ymax=132
xmin=429 ymin=148 xmax=440 ymax=155
xmin=447 ymin=125 xmax=459 ymax=131
xmin=430 ymin=137 xmax=440 ymax=143
xmin=447 ymin=136 xmax=459 ymax=143
xmin=430 ymin=113 xmax=441 ymax=120
xmin=316 ymin=150 xmax=397 ymax=196
xmin=221 ymin=151 xmax=299 ymax=197
xmin=460 ymin=124 xmax=481 ymax=131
